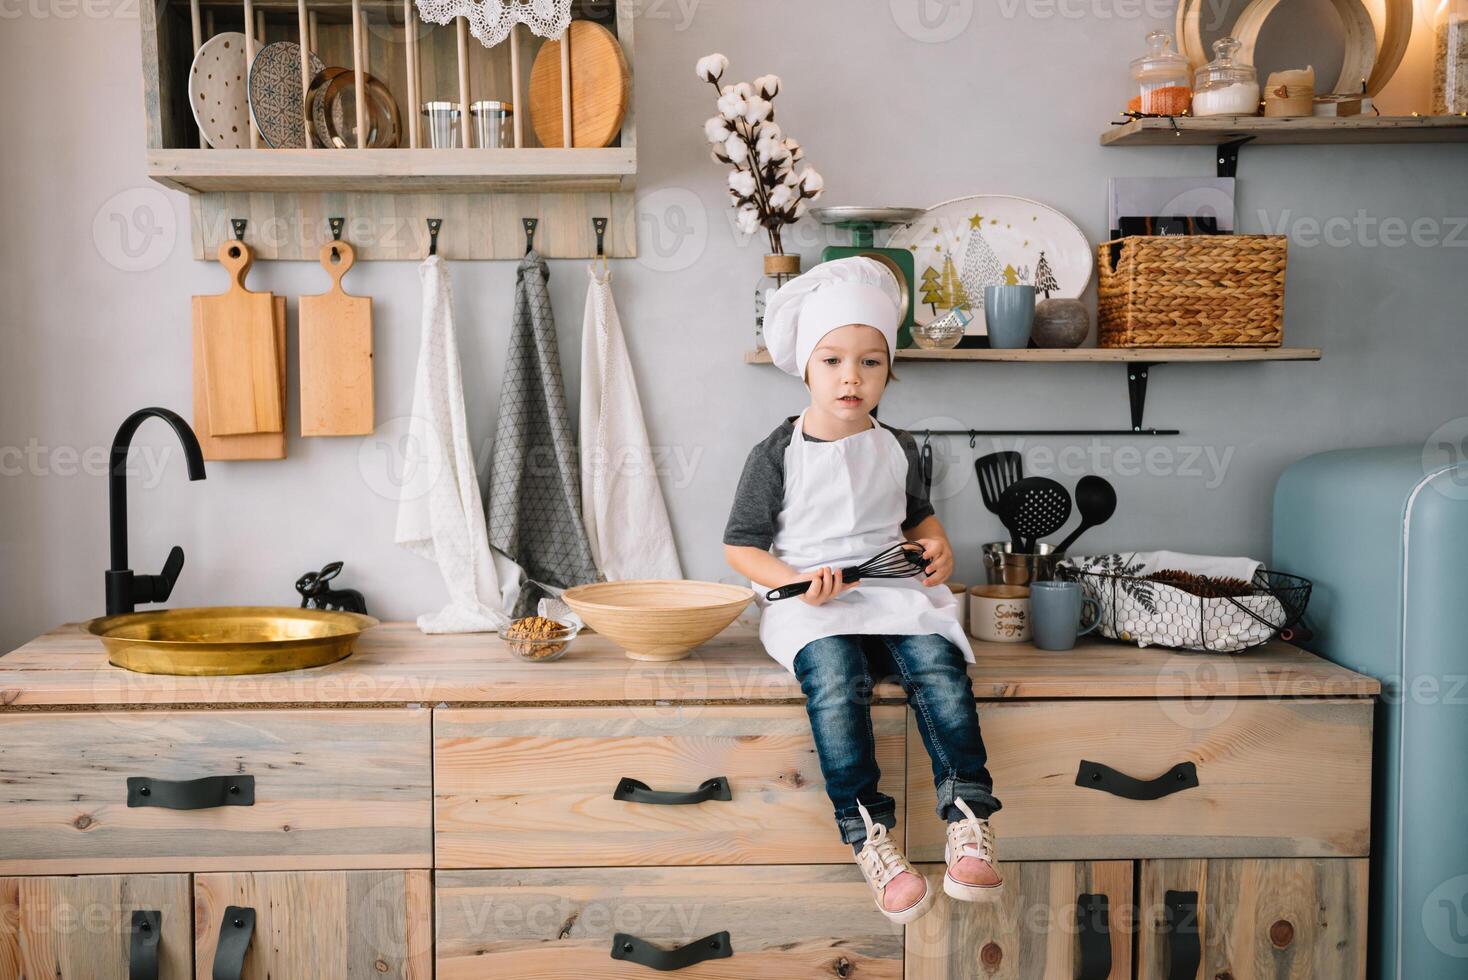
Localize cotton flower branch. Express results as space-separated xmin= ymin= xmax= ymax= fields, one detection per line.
xmin=696 ymin=53 xmax=823 ymax=255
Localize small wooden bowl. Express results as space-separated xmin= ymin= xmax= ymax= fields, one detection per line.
xmin=561 ymin=580 xmax=754 ymax=661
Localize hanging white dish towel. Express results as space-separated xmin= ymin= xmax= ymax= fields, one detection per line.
xmin=579 ymin=265 xmax=683 ymax=581
xmin=395 ymin=255 xmax=522 ymax=633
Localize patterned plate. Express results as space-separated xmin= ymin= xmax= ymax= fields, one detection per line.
xmin=887 ymin=194 xmax=1092 ymax=339
xmin=248 ymin=41 xmax=325 ymax=149
xmin=188 ymin=32 xmax=250 ymax=149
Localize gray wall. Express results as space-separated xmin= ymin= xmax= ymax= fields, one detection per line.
xmin=1 ymin=0 xmax=1464 ymax=651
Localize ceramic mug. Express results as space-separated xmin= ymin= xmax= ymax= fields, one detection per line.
xmin=1030 ymin=580 xmax=1100 ymax=651
xmin=984 ymin=284 xmax=1036 ymax=349
xmin=968 ymin=585 xmax=1031 ymax=643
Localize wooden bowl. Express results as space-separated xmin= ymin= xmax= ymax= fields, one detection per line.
xmin=561 ymin=580 xmax=754 ymax=661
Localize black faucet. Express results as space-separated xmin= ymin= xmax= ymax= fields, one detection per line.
xmin=106 ymin=408 xmax=207 ymax=616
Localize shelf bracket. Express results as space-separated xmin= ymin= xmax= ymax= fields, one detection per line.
xmin=1216 ymin=136 xmax=1254 ymax=178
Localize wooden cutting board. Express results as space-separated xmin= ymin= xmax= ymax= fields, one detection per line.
xmin=299 ymin=239 xmax=374 ymax=436
xmin=528 ymin=19 xmax=630 ymax=149
xmin=193 ymin=295 xmax=287 ymax=460
xmin=195 ymin=239 xmax=282 ymax=435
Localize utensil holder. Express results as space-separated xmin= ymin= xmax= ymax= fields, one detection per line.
xmin=982 ymin=541 xmax=1066 ymax=587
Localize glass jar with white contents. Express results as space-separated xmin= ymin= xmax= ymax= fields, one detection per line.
xmin=1193 ymin=37 xmax=1260 ymax=116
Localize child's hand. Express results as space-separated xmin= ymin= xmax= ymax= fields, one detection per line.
xmin=799 ymin=566 xmax=859 ymax=606
xmin=913 ymin=537 xmax=953 ymax=587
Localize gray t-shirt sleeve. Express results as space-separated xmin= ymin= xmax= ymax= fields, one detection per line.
xmin=722 ymin=420 xmax=795 ymax=550
xmin=889 ymin=426 xmax=936 ymax=531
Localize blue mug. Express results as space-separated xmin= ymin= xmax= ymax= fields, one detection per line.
xmin=984 ymin=284 xmax=1036 ymax=349
xmin=1029 ymin=580 xmax=1100 ymax=651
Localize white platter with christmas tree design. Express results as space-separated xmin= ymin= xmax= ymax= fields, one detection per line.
xmin=887 ymin=195 xmax=1091 ymax=343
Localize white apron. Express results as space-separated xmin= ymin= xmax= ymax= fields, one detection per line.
xmin=754 ymin=409 xmax=975 ymax=674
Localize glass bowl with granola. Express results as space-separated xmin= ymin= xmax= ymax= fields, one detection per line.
xmin=498 ymin=615 xmax=581 ymax=663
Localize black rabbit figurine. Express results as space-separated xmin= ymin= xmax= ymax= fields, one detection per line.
xmin=295 ymin=561 xmax=368 ymax=614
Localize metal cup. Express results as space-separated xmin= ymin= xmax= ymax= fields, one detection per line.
xmin=981 ymin=541 xmax=1065 ymax=587
xmin=422 ymin=101 xmax=461 ymax=149
xmin=470 ymin=100 xmax=513 ymax=148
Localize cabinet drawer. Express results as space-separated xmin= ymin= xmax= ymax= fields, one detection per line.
xmin=435 ymin=865 xmax=903 ymax=979
xmin=907 ymin=860 xmax=1133 ymax=980
xmin=1137 ymin=858 xmax=1368 ymax=980
xmin=195 ymin=870 xmax=432 ymax=979
xmin=434 ymin=705 xmax=904 ymax=867
xmin=0 ymin=873 xmax=192 ymax=979
xmin=907 ymin=698 xmax=1371 ymax=861
xmin=0 ymin=708 xmax=432 ymax=873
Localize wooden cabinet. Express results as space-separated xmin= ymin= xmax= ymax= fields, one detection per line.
xmin=1136 ymin=858 xmax=1369 ymax=980
xmin=0 ymin=874 xmax=192 ymax=979
xmin=193 ymin=870 xmax=432 ymax=979
xmin=434 ymin=705 xmax=906 ymax=867
xmin=906 ymin=699 xmax=1372 ymax=862
xmin=0 ymin=708 xmax=433 ymax=874
xmin=906 ymin=861 xmax=1134 ymax=979
xmin=435 ymin=865 xmax=903 ymax=979
xmin=0 ymin=623 xmax=1381 ymax=978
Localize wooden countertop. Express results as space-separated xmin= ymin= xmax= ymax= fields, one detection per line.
xmin=0 ymin=622 xmax=1379 ymax=709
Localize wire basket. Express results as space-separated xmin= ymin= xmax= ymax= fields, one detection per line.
xmin=1061 ymin=566 xmax=1311 ymax=653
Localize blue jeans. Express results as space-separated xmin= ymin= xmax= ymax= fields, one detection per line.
xmin=793 ymin=633 xmax=1002 ymax=848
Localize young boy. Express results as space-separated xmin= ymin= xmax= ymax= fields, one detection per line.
xmin=723 ymin=258 xmax=1002 ymax=924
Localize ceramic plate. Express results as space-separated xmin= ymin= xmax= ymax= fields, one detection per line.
xmin=248 ymin=41 xmax=325 ymax=149
xmin=188 ymin=32 xmax=250 ymax=149
xmin=887 ymin=195 xmax=1092 ymax=338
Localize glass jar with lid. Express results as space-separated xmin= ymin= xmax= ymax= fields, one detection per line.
xmin=1129 ymin=29 xmax=1193 ymax=116
xmin=1433 ymin=0 xmax=1468 ymax=115
xmin=1193 ymin=37 xmax=1260 ymax=116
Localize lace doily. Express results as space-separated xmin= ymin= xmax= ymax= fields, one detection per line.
xmin=415 ymin=0 xmax=570 ymax=49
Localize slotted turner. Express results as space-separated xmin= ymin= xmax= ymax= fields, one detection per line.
xmin=975 ymin=451 xmax=1022 ymax=514
xmin=996 ymin=477 xmax=1072 ymax=554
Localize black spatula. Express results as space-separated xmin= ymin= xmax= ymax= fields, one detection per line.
xmin=975 ymin=451 xmax=1022 ymax=514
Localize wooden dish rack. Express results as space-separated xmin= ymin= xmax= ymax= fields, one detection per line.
xmin=142 ymin=0 xmax=637 ymax=260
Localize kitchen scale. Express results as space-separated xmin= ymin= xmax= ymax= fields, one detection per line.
xmin=812 ymin=207 xmax=925 ymax=349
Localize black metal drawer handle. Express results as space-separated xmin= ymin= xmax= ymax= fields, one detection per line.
xmin=212 ymin=906 xmax=255 ymax=980
xmin=613 ymin=776 xmax=731 ymax=805
xmin=127 ymin=775 xmax=255 ymax=810
xmin=1075 ymin=760 xmax=1198 ymax=801
xmin=1163 ymin=890 xmax=1201 ymax=980
xmin=129 ymin=910 xmax=160 ymax=980
xmin=1076 ymin=893 xmax=1111 ymax=980
xmin=610 ymin=931 xmax=732 ymax=971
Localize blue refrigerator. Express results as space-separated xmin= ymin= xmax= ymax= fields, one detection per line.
xmin=1274 ymin=444 xmax=1468 ymax=980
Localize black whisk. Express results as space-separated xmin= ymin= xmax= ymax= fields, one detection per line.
xmin=766 ymin=543 xmax=928 ymax=601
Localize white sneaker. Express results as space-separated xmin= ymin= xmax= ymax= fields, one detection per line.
xmin=852 ymin=801 xmax=935 ymax=924
xmin=943 ymin=797 xmax=1003 ymax=902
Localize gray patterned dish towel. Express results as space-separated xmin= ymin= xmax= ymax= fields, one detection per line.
xmin=486 ymin=250 xmax=603 ymax=617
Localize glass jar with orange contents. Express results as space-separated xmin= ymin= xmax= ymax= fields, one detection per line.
xmin=1129 ymin=29 xmax=1193 ymax=116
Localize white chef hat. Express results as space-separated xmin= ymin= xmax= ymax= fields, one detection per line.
xmin=763 ymin=257 xmax=902 ymax=379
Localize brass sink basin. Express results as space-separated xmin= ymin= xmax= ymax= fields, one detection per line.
xmin=85 ymin=606 xmax=379 ymax=676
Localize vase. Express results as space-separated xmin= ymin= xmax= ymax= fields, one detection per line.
xmin=755 ymin=254 xmax=801 ymax=349
xmin=984 ymin=284 xmax=1036 ymax=349
xmin=1032 ymin=297 xmax=1091 ymax=348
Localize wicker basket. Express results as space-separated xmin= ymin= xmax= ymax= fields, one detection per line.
xmin=1097 ymin=235 xmax=1287 ymax=347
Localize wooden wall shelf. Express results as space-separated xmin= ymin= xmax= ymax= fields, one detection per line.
xmin=1101 ymin=115 xmax=1468 ymax=147
xmin=141 ymin=0 xmax=638 ymax=259
xmin=148 ymin=147 xmax=637 ymax=195
xmin=743 ymin=346 xmax=1322 ymax=364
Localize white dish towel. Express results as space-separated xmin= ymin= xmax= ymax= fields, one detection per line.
xmin=578 ymin=265 xmax=683 ymax=581
xmin=395 ymin=255 xmax=522 ymax=633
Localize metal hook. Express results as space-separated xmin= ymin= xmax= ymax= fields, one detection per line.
xmin=523 ymin=217 xmax=538 ymax=255
xmin=427 ymin=218 xmax=442 ymax=257
xmin=969 ymin=431 xmax=978 ymax=449
xmin=329 ymin=217 xmax=345 ymax=241
xmin=230 ymin=218 xmax=247 ymax=242
xmin=921 ymin=429 xmax=931 ymax=448
xmin=592 ymin=216 xmax=609 ymax=275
